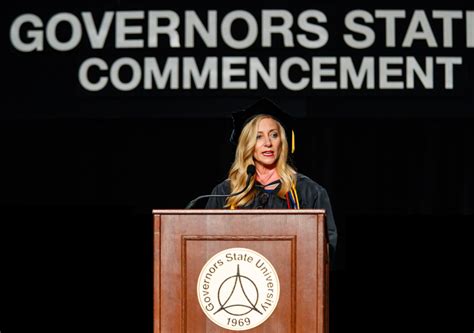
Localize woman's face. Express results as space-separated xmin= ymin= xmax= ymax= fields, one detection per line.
xmin=253 ymin=117 xmax=282 ymax=168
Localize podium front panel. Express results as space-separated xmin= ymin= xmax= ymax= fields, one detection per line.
xmin=153 ymin=210 xmax=328 ymax=333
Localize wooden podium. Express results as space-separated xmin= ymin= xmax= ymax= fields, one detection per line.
xmin=153 ymin=210 xmax=329 ymax=333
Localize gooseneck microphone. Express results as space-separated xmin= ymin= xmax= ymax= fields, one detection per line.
xmin=185 ymin=165 xmax=256 ymax=209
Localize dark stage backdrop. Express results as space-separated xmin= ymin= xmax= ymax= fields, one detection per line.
xmin=1 ymin=0 xmax=473 ymax=332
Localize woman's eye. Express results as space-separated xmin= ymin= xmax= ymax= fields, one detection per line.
xmin=271 ymin=132 xmax=278 ymax=138
xmin=256 ymin=134 xmax=262 ymax=139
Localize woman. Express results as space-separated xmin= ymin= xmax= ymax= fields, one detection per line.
xmin=206 ymin=98 xmax=337 ymax=257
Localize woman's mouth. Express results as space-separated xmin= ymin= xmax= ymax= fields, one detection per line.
xmin=262 ymin=151 xmax=274 ymax=157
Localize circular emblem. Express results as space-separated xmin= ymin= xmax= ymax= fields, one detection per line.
xmin=196 ymin=247 xmax=280 ymax=331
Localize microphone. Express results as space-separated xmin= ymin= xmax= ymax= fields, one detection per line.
xmin=185 ymin=165 xmax=256 ymax=209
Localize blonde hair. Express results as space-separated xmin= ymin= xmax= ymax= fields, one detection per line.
xmin=225 ymin=115 xmax=297 ymax=208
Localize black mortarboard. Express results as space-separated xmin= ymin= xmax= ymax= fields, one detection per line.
xmin=230 ymin=98 xmax=295 ymax=153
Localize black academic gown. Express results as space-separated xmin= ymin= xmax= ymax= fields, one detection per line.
xmin=206 ymin=173 xmax=337 ymax=260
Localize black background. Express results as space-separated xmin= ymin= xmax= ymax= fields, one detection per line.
xmin=2 ymin=0 xmax=473 ymax=332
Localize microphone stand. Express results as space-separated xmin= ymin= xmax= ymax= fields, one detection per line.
xmin=185 ymin=165 xmax=255 ymax=209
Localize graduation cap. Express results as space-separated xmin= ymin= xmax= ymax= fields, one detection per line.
xmin=230 ymin=98 xmax=296 ymax=153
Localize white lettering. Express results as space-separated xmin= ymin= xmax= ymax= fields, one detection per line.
xmin=10 ymin=14 xmax=44 ymax=52
xmin=261 ymin=10 xmax=294 ymax=47
xmin=406 ymin=56 xmax=433 ymax=89
xmin=184 ymin=10 xmax=217 ymax=48
xmin=221 ymin=11 xmax=258 ymax=49
xmin=222 ymin=57 xmax=247 ymax=89
xmin=379 ymin=57 xmax=404 ymax=89
xmin=402 ymin=10 xmax=437 ymax=47
xmin=148 ymin=10 xmax=180 ymax=48
xmin=78 ymin=57 xmax=108 ymax=91
xmin=115 ymin=11 xmax=144 ymax=48
xmin=110 ymin=57 xmax=141 ymax=91
xmin=374 ymin=10 xmax=406 ymax=47
xmin=344 ymin=10 xmax=375 ymax=49
xmin=46 ymin=13 xmax=82 ymax=51
xmin=183 ymin=57 xmax=218 ymax=89
xmin=81 ymin=12 xmax=114 ymax=49
xmin=436 ymin=57 xmax=462 ymax=89
xmin=296 ymin=10 xmax=328 ymax=49
xmin=432 ymin=10 xmax=463 ymax=48
xmin=143 ymin=57 xmax=179 ymax=89
xmin=340 ymin=57 xmax=375 ymax=89
xmin=280 ymin=57 xmax=310 ymax=91
xmin=249 ymin=57 xmax=277 ymax=89
xmin=465 ymin=11 xmax=474 ymax=47
xmin=312 ymin=57 xmax=337 ymax=89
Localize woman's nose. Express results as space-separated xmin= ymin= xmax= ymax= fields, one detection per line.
xmin=264 ymin=136 xmax=272 ymax=146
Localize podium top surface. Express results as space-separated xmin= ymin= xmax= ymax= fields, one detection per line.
xmin=152 ymin=209 xmax=326 ymax=215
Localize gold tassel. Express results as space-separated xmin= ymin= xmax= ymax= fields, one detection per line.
xmin=291 ymin=130 xmax=295 ymax=153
